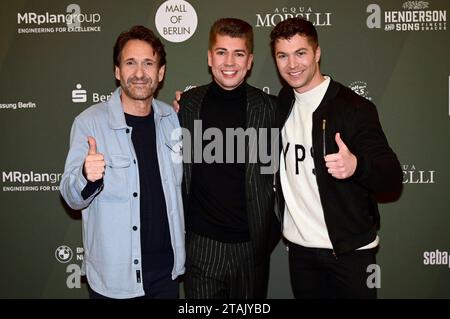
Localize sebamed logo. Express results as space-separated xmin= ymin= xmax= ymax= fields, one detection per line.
xmin=423 ymin=249 xmax=450 ymax=268
xmin=17 ymin=4 xmax=102 ymax=34
xmin=349 ymin=81 xmax=372 ymax=101
xmin=255 ymin=6 xmax=332 ymax=27
xmin=155 ymin=0 xmax=198 ymax=43
xmin=55 ymin=245 xmax=73 ymax=263
xmin=71 ymin=83 xmax=113 ymax=104
xmin=366 ymin=2 xmax=447 ymax=32
xmin=402 ymin=164 xmax=435 ymax=184
xmin=1 ymin=170 xmax=62 ymax=192
xmin=0 ymin=101 xmax=37 ymax=111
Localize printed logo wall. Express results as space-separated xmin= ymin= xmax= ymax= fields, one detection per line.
xmin=0 ymin=0 xmax=449 ymax=299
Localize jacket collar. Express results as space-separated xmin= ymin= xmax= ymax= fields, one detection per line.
xmin=183 ymin=82 xmax=262 ymax=115
xmin=314 ymin=76 xmax=340 ymax=116
xmin=279 ymin=76 xmax=341 ymax=117
xmin=107 ymin=87 xmax=171 ymax=129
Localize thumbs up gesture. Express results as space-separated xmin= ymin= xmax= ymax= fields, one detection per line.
xmin=83 ymin=136 xmax=105 ymax=182
xmin=172 ymin=90 xmax=182 ymax=113
xmin=324 ymin=133 xmax=357 ymax=179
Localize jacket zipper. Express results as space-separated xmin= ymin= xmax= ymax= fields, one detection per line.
xmin=322 ymin=119 xmax=327 ymax=157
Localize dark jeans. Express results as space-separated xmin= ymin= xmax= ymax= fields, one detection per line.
xmin=288 ymin=241 xmax=378 ymax=299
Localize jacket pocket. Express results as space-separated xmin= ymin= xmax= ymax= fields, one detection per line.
xmin=99 ymin=154 xmax=130 ymax=202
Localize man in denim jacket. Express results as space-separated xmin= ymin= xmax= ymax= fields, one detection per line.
xmin=60 ymin=26 xmax=184 ymax=299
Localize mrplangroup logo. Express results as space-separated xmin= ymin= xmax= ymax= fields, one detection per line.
xmin=55 ymin=245 xmax=84 ymax=289
xmin=17 ymin=4 xmax=102 ymax=34
xmin=366 ymin=1 xmax=447 ymax=31
xmin=1 ymin=170 xmax=62 ymax=192
xmin=255 ymin=5 xmax=332 ymax=28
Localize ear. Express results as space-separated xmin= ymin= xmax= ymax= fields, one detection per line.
xmin=207 ymin=50 xmax=212 ymax=67
xmin=158 ymin=64 xmax=166 ymax=82
xmin=315 ymin=46 xmax=321 ymax=63
xmin=114 ymin=65 xmax=120 ymax=81
xmin=247 ymin=53 xmax=254 ymax=70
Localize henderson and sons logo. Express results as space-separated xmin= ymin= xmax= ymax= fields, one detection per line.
xmin=17 ymin=4 xmax=101 ymax=34
xmin=367 ymin=1 xmax=447 ymax=31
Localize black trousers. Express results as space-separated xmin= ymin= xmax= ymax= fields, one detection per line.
xmin=288 ymin=241 xmax=378 ymax=299
xmin=184 ymin=231 xmax=264 ymax=299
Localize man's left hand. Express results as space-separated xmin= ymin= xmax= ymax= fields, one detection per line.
xmin=324 ymin=133 xmax=357 ymax=179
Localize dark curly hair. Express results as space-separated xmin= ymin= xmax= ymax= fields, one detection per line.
xmin=113 ymin=25 xmax=166 ymax=69
xmin=270 ymin=18 xmax=318 ymax=55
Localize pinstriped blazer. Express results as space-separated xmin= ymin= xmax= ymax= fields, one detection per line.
xmin=179 ymin=82 xmax=279 ymax=265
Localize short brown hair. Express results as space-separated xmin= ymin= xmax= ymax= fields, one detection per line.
xmin=270 ymin=18 xmax=318 ymax=54
xmin=113 ymin=25 xmax=166 ymax=69
xmin=209 ymin=18 xmax=254 ymax=53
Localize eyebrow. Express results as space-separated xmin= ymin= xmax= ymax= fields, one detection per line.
xmin=214 ymin=47 xmax=247 ymax=53
xmin=276 ymin=48 xmax=308 ymax=55
xmin=123 ymin=57 xmax=157 ymax=63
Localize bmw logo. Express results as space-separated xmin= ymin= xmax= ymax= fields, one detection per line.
xmin=55 ymin=245 xmax=73 ymax=263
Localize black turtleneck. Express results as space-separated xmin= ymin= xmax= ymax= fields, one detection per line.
xmin=187 ymin=80 xmax=249 ymax=243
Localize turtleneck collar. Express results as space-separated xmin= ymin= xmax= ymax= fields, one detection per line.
xmin=209 ymin=80 xmax=247 ymax=100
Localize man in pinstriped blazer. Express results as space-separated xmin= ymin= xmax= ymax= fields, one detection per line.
xmin=178 ymin=18 xmax=280 ymax=299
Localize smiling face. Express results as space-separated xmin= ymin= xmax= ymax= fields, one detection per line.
xmin=207 ymin=35 xmax=253 ymax=90
xmin=274 ymin=33 xmax=322 ymax=94
xmin=114 ymin=39 xmax=165 ymax=102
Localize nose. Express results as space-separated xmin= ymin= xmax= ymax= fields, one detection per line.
xmin=225 ymin=53 xmax=235 ymax=66
xmin=288 ymin=55 xmax=297 ymax=69
xmin=135 ymin=64 xmax=145 ymax=77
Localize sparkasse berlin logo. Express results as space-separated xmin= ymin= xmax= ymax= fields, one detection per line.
xmin=17 ymin=4 xmax=102 ymax=34
xmin=255 ymin=6 xmax=332 ymax=27
xmin=155 ymin=0 xmax=198 ymax=43
xmin=366 ymin=1 xmax=447 ymax=31
xmin=71 ymin=83 xmax=113 ymax=104
xmin=55 ymin=245 xmax=73 ymax=263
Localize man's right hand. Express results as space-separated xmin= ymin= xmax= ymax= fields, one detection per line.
xmin=172 ymin=90 xmax=182 ymax=113
xmin=83 ymin=136 xmax=105 ymax=182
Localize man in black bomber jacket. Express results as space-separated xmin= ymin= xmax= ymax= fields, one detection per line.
xmin=271 ymin=18 xmax=403 ymax=298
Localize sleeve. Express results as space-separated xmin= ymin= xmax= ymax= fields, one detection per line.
xmin=350 ymin=101 xmax=403 ymax=193
xmin=59 ymin=116 xmax=103 ymax=210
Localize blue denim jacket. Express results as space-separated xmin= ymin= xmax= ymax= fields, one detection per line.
xmin=60 ymin=88 xmax=185 ymax=298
